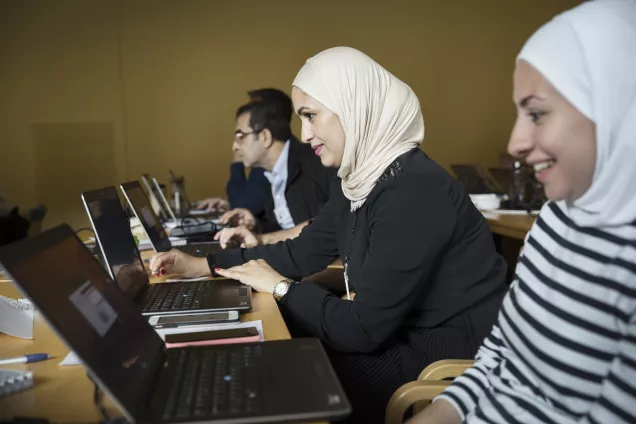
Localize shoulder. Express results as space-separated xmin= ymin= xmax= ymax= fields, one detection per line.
xmin=368 ymin=149 xmax=462 ymax=206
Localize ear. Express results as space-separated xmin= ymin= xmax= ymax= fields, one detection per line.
xmin=260 ymin=129 xmax=274 ymax=148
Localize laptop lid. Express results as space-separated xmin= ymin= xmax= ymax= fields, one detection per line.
xmin=0 ymin=225 xmax=164 ymax=422
xmin=168 ymin=170 xmax=193 ymax=211
xmin=149 ymin=175 xmax=177 ymax=221
xmin=140 ymin=174 xmax=170 ymax=222
xmin=120 ymin=181 xmax=172 ymax=253
xmin=81 ymin=186 xmax=149 ymax=300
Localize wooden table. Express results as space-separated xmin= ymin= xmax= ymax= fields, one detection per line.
xmin=484 ymin=212 xmax=535 ymax=240
xmin=0 ymin=249 xmax=292 ymax=423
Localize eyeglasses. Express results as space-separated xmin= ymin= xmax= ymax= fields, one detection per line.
xmin=234 ymin=129 xmax=262 ymax=143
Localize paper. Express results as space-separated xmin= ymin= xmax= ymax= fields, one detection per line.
xmin=154 ymin=320 xmax=264 ymax=342
xmin=59 ymin=351 xmax=81 ymax=366
xmin=0 ymin=296 xmax=34 ymax=339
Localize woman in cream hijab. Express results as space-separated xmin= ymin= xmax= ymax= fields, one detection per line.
xmin=414 ymin=1 xmax=636 ymax=423
xmin=152 ymin=47 xmax=508 ymax=422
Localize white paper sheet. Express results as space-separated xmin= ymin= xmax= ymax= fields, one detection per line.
xmin=0 ymin=296 xmax=34 ymax=339
xmin=59 ymin=351 xmax=81 ymax=366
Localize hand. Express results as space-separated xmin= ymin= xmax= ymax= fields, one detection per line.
xmin=196 ymin=197 xmax=230 ymax=213
xmin=214 ymin=259 xmax=285 ymax=294
xmin=220 ymin=208 xmax=256 ymax=230
xmin=406 ymin=399 xmax=462 ymax=424
xmin=149 ymin=249 xmax=211 ymax=279
xmin=214 ymin=226 xmax=260 ymax=249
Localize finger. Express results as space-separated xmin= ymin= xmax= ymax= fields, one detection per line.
xmin=149 ymin=252 xmax=171 ymax=273
xmin=214 ymin=267 xmax=241 ymax=280
xmin=220 ymin=229 xmax=238 ymax=250
xmin=220 ymin=209 xmax=238 ymax=224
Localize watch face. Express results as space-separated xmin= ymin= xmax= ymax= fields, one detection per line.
xmin=274 ymin=283 xmax=287 ymax=296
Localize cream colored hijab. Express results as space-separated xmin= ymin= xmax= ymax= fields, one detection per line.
xmin=292 ymin=47 xmax=425 ymax=211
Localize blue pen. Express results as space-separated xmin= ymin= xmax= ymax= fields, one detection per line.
xmin=0 ymin=353 xmax=50 ymax=365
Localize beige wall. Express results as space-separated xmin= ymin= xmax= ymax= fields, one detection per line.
xmin=0 ymin=0 xmax=581 ymax=229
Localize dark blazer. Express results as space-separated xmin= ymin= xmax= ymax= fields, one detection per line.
xmin=226 ymin=164 xmax=269 ymax=218
xmin=260 ymin=138 xmax=335 ymax=233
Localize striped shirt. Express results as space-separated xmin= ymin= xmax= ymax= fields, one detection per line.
xmin=437 ymin=201 xmax=636 ymax=423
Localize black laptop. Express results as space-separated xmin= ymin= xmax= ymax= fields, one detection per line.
xmin=120 ymin=181 xmax=221 ymax=257
xmin=0 ymin=225 xmax=351 ymax=423
xmin=81 ymin=186 xmax=251 ymax=316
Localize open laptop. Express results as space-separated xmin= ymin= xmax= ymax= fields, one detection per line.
xmin=451 ymin=164 xmax=499 ymax=194
xmin=144 ymin=173 xmax=219 ymax=223
xmin=81 ymin=186 xmax=251 ymax=315
xmin=0 ymin=225 xmax=351 ymax=423
xmin=120 ymin=181 xmax=222 ymax=257
xmin=168 ymin=170 xmax=220 ymax=218
xmin=140 ymin=174 xmax=172 ymax=222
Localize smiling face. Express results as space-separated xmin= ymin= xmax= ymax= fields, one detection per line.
xmin=291 ymin=86 xmax=346 ymax=168
xmin=508 ymin=60 xmax=596 ymax=202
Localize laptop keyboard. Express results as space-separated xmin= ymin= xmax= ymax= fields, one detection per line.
xmin=163 ymin=346 xmax=261 ymax=420
xmin=177 ymin=244 xmax=221 ymax=257
xmin=142 ymin=281 xmax=211 ymax=313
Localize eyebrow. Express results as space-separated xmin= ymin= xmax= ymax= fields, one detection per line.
xmin=296 ymin=106 xmax=309 ymax=115
xmin=518 ymin=94 xmax=544 ymax=108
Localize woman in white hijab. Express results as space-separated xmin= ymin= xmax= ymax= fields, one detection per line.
xmin=151 ymin=47 xmax=508 ymax=423
xmin=413 ymin=1 xmax=636 ymax=423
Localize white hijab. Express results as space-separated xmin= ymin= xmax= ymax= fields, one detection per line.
xmin=292 ymin=47 xmax=425 ymax=211
xmin=518 ymin=0 xmax=636 ymax=228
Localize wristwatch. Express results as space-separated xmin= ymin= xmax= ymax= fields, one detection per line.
xmin=273 ymin=278 xmax=296 ymax=302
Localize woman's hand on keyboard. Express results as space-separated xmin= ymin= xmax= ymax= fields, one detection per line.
xmin=149 ymin=249 xmax=212 ymax=279
xmin=214 ymin=259 xmax=284 ymax=294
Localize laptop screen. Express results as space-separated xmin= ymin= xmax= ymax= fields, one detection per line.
xmin=82 ymin=187 xmax=148 ymax=300
xmin=120 ymin=181 xmax=172 ymax=253
xmin=0 ymin=225 xmax=163 ymax=421
xmin=149 ymin=176 xmax=176 ymax=221
xmin=140 ymin=175 xmax=170 ymax=222
xmin=168 ymin=170 xmax=193 ymax=211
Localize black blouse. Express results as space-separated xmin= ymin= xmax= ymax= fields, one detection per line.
xmin=209 ymin=149 xmax=508 ymax=353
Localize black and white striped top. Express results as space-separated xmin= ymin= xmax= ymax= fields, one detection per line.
xmin=437 ymin=201 xmax=636 ymax=423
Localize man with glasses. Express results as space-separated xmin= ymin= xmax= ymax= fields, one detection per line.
xmin=196 ymin=89 xmax=293 ymax=217
xmin=214 ymin=100 xmax=333 ymax=248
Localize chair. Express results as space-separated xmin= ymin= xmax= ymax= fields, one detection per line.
xmin=385 ymin=359 xmax=474 ymax=424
